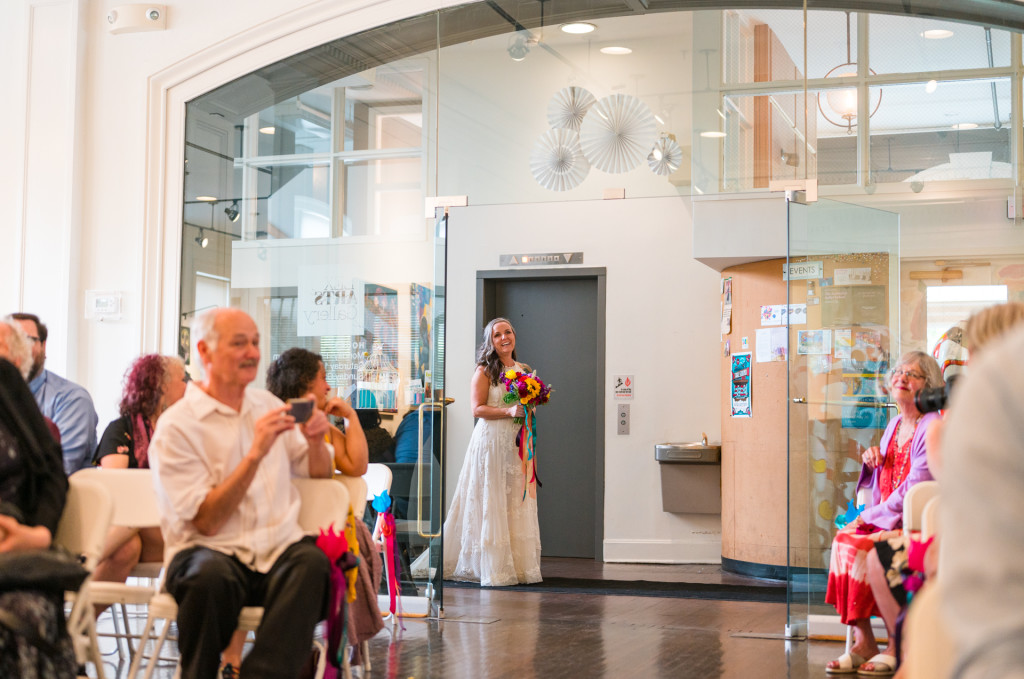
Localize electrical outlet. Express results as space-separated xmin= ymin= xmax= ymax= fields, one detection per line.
xmin=617 ymin=404 xmax=630 ymax=435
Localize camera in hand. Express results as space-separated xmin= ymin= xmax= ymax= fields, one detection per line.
xmin=287 ymin=397 xmax=314 ymax=423
xmin=914 ymin=375 xmax=958 ymax=414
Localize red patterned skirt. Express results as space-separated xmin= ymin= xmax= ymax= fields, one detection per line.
xmin=825 ymin=528 xmax=901 ymax=624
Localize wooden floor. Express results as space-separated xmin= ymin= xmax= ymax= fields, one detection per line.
xmin=91 ymin=559 xmax=842 ymax=678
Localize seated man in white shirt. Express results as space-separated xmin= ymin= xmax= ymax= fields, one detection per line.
xmin=149 ymin=308 xmax=334 ymax=679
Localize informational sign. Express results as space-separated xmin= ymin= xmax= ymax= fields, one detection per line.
xmin=821 ymin=286 xmax=886 ymax=327
xmin=613 ymin=375 xmax=634 ymax=400
xmin=297 ymin=266 xmax=364 ymax=337
xmin=834 ymin=267 xmax=872 ymax=285
xmin=499 ymin=252 xmax=583 ymax=266
xmin=730 ymin=353 xmax=752 ymax=418
xmin=783 ymin=260 xmax=823 ymax=281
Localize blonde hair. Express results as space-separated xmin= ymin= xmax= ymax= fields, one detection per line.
xmin=965 ymin=302 xmax=1024 ymax=353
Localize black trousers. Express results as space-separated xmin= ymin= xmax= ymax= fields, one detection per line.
xmin=165 ymin=537 xmax=329 ymax=679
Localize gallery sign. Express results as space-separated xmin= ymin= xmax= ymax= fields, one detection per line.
xmin=500 ymin=252 xmax=583 ymax=266
xmin=297 ymin=266 xmax=364 ymax=337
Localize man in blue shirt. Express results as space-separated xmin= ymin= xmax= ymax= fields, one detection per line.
xmin=12 ymin=313 xmax=98 ymax=474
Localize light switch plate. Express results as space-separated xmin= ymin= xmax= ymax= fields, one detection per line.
xmin=617 ymin=403 xmax=630 ymax=435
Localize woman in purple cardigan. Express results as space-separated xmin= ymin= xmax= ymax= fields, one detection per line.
xmin=825 ymin=350 xmax=943 ymax=675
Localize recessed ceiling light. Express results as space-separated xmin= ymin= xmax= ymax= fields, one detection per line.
xmin=561 ymin=22 xmax=596 ymax=34
xmin=922 ymin=29 xmax=954 ymax=39
xmin=952 ymin=122 xmax=978 ymax=130
xmin=195 ymin=195 xmax=218 ymax=202
xmin=258 ymin=126 xmax=276 ymax=134
xmin=925 ymin=80 xmax=938 ymax=94
xmin=700 ymin=131 xmax=727 ymax=138
xmin=600 ymin=46 xmax=632 ymax=55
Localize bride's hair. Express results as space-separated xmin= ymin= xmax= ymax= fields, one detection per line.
xmin=476 ymin=317 xmax=517 ymax=385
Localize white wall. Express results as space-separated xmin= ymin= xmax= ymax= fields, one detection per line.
xmin=446 ymin=198 xmax=724 ymax=562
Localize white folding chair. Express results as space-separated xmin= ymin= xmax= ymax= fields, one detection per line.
xmin=129 ymin=478 xmax=351 ymax=679
xmin=903 ymin=480 xmax=939 ymax=533
xmin=336 ymin=472 xmax=368 ymax=519
xmin=56 ymin=473 xmax=115 ymax=679
xmin=72 ymin=467 xmax=164 ymax=663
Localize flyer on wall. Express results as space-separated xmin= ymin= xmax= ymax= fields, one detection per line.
xmin=731 ymin=352 xmax=752 ymax=418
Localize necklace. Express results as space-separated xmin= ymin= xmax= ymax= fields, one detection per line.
xmin=891 ymin=417 xmax=917 ymax=490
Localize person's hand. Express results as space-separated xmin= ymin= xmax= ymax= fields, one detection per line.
xmin=251 ymin=405 xmax=295 ymax=461
xmin=508 ymin=403 xmax=524 ymax=419
xmin=0 ymin=514 xmax=49 ymax=553
xmin=324 ymin=396 xmax=356 ymax=421
xmin=301 ymin=408 xmax=330 ymax=443
xmin=861 ymin=445 xmax=883 ymax=470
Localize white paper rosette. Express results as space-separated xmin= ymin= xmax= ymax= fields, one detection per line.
xmin=547 ymin=86 xmax=596 ymax=131
xmin=579 ymin=94 xmax=657 ymax=174
xmin=530 ymin=128 xmax=590 ymax=191
xmin=647 ymin=135 xmax=683 ymax=176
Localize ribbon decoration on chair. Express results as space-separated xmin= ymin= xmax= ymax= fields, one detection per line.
xmin=372 ymin=490 xmax=405 ymax=628
xmin=316 ymin=523 xmax=359 ymax=676
xmin=516 ymin=406 xmax=541 ymax=500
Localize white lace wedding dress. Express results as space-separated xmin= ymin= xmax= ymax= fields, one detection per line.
xmin=440 ymin=366 xmax=542 ymax=586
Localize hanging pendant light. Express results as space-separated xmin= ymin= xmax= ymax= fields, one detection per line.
xmin=817 ymin=12 xmax=882 ymax=135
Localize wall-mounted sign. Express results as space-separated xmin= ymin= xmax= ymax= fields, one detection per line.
xmin=783 ymin=260 xmax=823 ymax=281
xmin=613 ymin=375 xmax=634 ymax=400
xmin=297 ymin=266 xmax=364 ymax=337
xmin=500 ymin=252 xmax=583 ymax=266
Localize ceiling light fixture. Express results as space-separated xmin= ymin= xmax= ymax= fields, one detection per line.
xmin=561 ymin=22 xmax=595 ymax=34
xmin=925 ymin=80 xmax=938 ymax=94
xmin=952 ymin=122 xmax=978 ymax=130
xmin=507 ymin=34 xmax=532 ymax=62
xmin=700 ymin=131 xmax=727 ymax=138
xmin=195 ymin=229 xmax=209 ymax=248
xmin=195 ymin=195 xmax=218 ymax=202
xmin=224 ymin=201 xmax=240 ymax=223
xmin=922 ymin=29 xmax=954 ymax=39
xmin=817 ymin=12 xmax=882 ymax=135
xmin=258 ymin=126 xmax=275 ymax=135
xmin=600 ymin=46 xmax=632 ymax=55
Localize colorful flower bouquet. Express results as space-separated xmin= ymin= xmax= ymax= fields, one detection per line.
xmin=500 ymin=368 xmax=552 ymax=500
xmin=501 ymin=368 xmax=552 ymax=424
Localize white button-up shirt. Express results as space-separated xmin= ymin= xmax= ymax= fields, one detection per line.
xmin=149 ymin=383 xmax=311 ymax=572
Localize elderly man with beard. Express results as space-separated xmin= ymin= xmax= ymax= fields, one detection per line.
xmin=9 ymin=313 xmax=94 ymax=472
xmin=148 ymin=307 xmax=333 ymax=679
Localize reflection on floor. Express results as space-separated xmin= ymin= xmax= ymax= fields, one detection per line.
xmin=88 ymin=558 xmax=840 ymax=679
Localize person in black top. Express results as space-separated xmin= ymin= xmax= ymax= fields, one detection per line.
xmin=0 ymin=357 xmax=77 ymax=678
xmin=90 ymin=354 xmax=187 ymax=597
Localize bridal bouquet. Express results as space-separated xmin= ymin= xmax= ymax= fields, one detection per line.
xmin=500 ymin=368 xmax=552 ymax=500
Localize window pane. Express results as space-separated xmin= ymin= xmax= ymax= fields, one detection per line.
xmin=340 ymin=158 xmax=424 ymax=237
xmin=870 ymin=15 xmax=1011 ymax=75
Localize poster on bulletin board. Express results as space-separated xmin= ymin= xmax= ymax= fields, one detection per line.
xmin=731 ymin=352 xmax=752 ymax=418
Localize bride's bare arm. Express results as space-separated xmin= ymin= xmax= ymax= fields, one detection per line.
xmin=471 ymin=366 xmax=524 ymax=420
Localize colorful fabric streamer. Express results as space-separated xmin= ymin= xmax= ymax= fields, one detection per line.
xmin=316 ymin=523 xmax=359 ymax=675
xmin=372 ymin=490 xmax=405 ymax=628
xmin=516 ymin=406 xmax=541 ymax=500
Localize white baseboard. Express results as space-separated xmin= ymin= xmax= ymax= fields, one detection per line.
xmin=808 ymin=614 xmax=888 ymax=642
xmin=602 ymin=538 xmax=722 ymax=564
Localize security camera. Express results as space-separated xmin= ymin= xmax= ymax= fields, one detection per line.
xmin=107 ymin=4 xmax=166 ymax=34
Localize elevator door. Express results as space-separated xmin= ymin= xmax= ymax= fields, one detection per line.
xmin=486 ymin=273 xmax=603 ymax=559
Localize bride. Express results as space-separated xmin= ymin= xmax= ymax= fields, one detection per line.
xmin=438 ymin=317 xmax=542 ymax=586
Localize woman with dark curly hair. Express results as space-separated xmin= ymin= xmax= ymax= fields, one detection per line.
xmin=89 ymin=354 xmax=187 ymax=594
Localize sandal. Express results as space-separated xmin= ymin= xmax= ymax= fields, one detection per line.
xmin=857 ymin=653 xmax=897 ymax=676
xmin=826 ymin=651 xmax=867 ymax=674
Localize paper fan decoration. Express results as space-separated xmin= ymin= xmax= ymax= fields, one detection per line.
xmin=648 ymin=135 xmax=683 ymax=176
xmin=530 ymin=128 xmax=590 ymax=191
xmin=547 ymin=86 xmax=596 ymax=131
xmin=579 ymin=94 xmax=657 ymax=174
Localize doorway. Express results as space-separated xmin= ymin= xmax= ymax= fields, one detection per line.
xmin=478 ymin=268 xmax=606 ymax=559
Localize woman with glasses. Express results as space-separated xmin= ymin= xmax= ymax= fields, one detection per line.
xmin=825 ymin=351 xmax=943 ymax=675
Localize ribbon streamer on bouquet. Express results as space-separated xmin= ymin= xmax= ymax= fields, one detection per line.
xmin=373 ymin=490 xmax=405 ymax=629
xmin=316 ymin=523 xmax=359 ymax=676
xmin=516 ymin=406 xmax=541 ymax=501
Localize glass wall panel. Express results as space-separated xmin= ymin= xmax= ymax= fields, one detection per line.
xmin=180 ymin=11 xmax=447 ymax=614
xmin=870 ymin=15 xmax=1011 ymax=75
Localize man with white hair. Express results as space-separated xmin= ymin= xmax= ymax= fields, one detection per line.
xmin=149 ymin=307 xmax=333 ymax=679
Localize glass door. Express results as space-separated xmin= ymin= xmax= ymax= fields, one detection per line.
xmin=785 ymin=197 xmax=899 ymax=636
